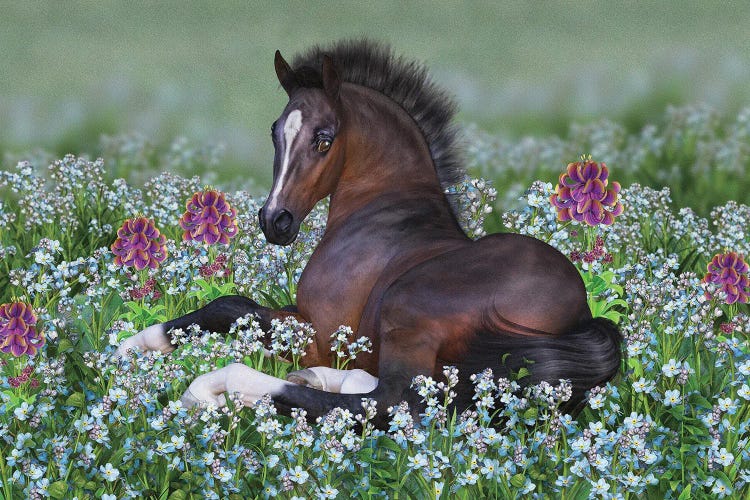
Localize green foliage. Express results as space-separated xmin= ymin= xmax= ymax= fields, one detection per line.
xmin=584 ymin=270 xmax=628 ymax=324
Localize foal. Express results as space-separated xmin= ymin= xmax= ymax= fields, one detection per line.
xmin=117 ymin=40 xmax=622 ymax=424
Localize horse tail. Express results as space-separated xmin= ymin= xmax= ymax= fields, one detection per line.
xmin=452 ymin=317 xmax=623 ymax=415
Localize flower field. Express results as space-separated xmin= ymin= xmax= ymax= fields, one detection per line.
xmin=2 ymin=107 xmax=750 ymax=498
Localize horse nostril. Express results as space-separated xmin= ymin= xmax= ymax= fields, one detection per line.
xmin=273 ymin=209 xmax=293 ymax=234
xmin=258 ymin=207 xmax=266 ymax=231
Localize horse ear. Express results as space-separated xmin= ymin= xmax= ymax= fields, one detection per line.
xmin=274 ymin=50 xmax=297 ymax=96
xmin=322 ymin=55 xmax=341 ymax=102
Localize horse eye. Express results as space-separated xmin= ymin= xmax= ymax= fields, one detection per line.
xmin=316 ymin=138 xmax=332 ymax=153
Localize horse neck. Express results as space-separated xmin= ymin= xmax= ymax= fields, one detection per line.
xmin=326 ymin=84 xmax=459 ymax=232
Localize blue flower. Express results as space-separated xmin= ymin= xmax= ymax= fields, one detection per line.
xmin=663 ymin=389 xmax=681 ymax=406
xmin=713 ymin=447 xmax=734 ymax=467
xmin=288 ymin=465 xmax=310 ymax=484
xmin=407 ymin=453 xmax=429 ymax=471
xmin=590 ymin=478 xmax=610 ymax=496
xmin=13 ymin=402 xmax=32 ymax=421
xmin=717 ymin=397 xmax=737 ymax=414
xmin=711 ymin=479 xmax=732 ymax=497
xmin=318 ymin=484 xmax=339 ymax=499
xmin=661 ymin=359 xmax=680 ymax=377
xmin=632 ymin=377 xmax=656 ymax=394
xmin=262 ymin=483 xmax=277 ymax=498
xmin=479 ymin=458 xmax=499 ymax=479
xmin=100 ymin=463 xmax=120 ymax=482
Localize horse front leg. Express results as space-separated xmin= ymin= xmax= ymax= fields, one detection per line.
xmin=115 ymin=295 xmax=302 ymax=358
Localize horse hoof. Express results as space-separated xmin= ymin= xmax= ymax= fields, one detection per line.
xmin=286 ymin=369 xmax=324 ymax=390
xmin=180 ymin=374 xmax=226 ymax=408
xmin=115 ymin=338 xmax=140 ymax=360
xmin=180 ymin=387 xmax=201 ymax=408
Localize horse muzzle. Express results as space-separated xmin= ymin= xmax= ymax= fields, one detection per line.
xmin=258 ymin=206 xmax=299 ymax=245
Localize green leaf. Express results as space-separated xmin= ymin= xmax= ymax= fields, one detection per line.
xmin=373 ymin=466 xmax=395 ymax=480
xmin=376 ymin=437 xmax=404 ymax=453
xmin=688 ymin=393 xmax=712 ymax=409
xmin=65 ymin=391 xmax=85 ymax=408
xmin=57 ymin=338 xmax=74 ymax=352
xmin=667 ymin=405 xmax=686 ymax=420
xmin=48 ymin=480 xmax=69 ymax=499
xmin=678 ymin=483 xmax=692 ymax=500
xmin=125 ymin=301 xmax=146 ymax=314
xmin=510 ymin=473 xmax=526 ymax=488
xmin=168 ymin=490 xmax=188 ymax=500
xmin=109 ymin=447 xmax=127 ymax=466
xmin=73 ymin=473 xmax=87 ymax=488
xmin=628 ymin=358 xmax=643 ymax=378
xmin=604 ymin=311 xmax=622 ymax=323
xmin=713 ymin=470 xmax=732 ymax=486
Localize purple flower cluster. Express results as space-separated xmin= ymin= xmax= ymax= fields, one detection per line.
xmin=111 ymin=217 xmax=168 ymax=270
xmin=0 ymin=302 xmax=44 ymax=357
xmin=569 ymin=235 xmax=613 ymax=265
xmin=703 ymin=251 xmax=750 ymax=304
xmin=550 ymin=157 xmax=623 ymax=226
xmin=179 ymin=189 xmax=238 ymax=245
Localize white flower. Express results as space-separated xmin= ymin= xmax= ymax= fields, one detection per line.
xmin=289 ymin=465 xmax=309 ymax=484
xmin=100 ymin=463 xmax=120 ymax=482
xmin=591 ymin=478 xmax=610 ymax=495
xmin=632 ymin=377 xmax=655 ymax=394
xmin=661 ymin=359 xmax=680 ymax=377
xmin=663 ymin=389 xmax=681 ymax=406
xmin=714 ymin=447 xmax=734 ymax=467
xmin=13 ymin=402 xmax=32 ymax=421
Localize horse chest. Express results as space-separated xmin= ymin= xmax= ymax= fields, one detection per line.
xmin=297 ymin=237 xmax=392 ymax=334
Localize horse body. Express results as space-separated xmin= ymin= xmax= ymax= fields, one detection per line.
xmin=116 ymin=40 xmax=621 ymax=425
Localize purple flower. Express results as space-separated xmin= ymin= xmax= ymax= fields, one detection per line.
xmin=179 ymin=189 xmax=238 ymax=245
xmin=703 ymin=252 xmax=750 ymax=304
xmin=550 ymin=157 xmax=623 ymax=226
xmin=0 ymin=302 xmax=44 ymax=357
xmin=111 ymin=217 xmax=168 ymax=270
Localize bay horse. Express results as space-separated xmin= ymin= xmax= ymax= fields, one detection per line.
xmin=117 ymin=40 xmax=622 ymax=424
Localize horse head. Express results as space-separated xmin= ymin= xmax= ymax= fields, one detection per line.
xmin=259 ymin=51 xmax=345 ymax=245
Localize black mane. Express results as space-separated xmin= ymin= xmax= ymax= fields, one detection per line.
xmin=291 ymin=39 xmax=465 ymax=192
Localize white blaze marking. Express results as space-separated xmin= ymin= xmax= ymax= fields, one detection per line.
xmin=268 ymin=109 xmax=302 ymax=210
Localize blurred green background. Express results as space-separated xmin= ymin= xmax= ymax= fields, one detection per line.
xmin=2 ymin=1 xmax=750 ymax=190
